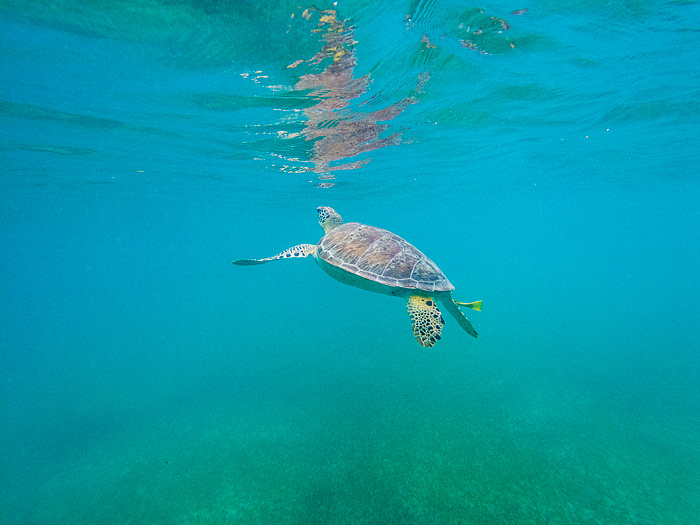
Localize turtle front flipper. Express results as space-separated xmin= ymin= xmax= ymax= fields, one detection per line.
xmin=406 ymin=295 xmax=445 ymax=348
xmin=233 ymin=244 xmax=316 ymax=266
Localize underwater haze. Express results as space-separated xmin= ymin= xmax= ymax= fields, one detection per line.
xmin=2 ymin=0 xmax=700 ymax=522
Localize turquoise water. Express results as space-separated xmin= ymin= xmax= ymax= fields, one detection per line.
xmin=2 ymin=0 xmax=700 ymax=522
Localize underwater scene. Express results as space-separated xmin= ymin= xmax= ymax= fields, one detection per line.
xmin=1 ymin=0 xmax=699 ymax=522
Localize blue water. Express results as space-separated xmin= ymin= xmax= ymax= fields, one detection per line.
xmin=2 ymin=0 xmax=700 ymax=522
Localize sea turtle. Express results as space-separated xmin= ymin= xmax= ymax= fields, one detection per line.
xmin=233 ymin=207 xmax=481 ymax=347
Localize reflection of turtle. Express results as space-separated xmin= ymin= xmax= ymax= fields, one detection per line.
xmin=234 ymin=207 xmax=481 ymax=347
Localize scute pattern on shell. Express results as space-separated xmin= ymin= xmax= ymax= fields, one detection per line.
xmin=318 ymin=222 xmax=454 ymax=292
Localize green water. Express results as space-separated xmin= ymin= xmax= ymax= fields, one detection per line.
xmin=2 ymin=0 xmax=699 ymax=522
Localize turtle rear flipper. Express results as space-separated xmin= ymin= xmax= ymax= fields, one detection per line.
xmin=407 ymin=295 xmax=445 ymax=348
xmin=442 ymin=297 xmax=478 ymax=338
xmin=233 ymin=244 xmax=316 ymax=265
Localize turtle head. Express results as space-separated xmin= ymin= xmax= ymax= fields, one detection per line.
xmin=317 ymin=207 xmax=343 ymax=234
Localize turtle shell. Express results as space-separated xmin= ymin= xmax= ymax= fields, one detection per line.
xmin=317 ymin=222 xmax=454 ymax=292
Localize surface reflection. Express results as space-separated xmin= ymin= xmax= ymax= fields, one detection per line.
xmin=285 ymin=7 xmax=421 ymax=188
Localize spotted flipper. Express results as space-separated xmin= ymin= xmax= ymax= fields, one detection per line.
xmin=233 ymin=244 xmax=316 ymax=266
xmin=406 ymin=295 xmax=445 ymax=348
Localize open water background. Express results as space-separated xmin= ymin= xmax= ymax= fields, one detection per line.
xmin=1 ymin=0 xmax=700 ymax=522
